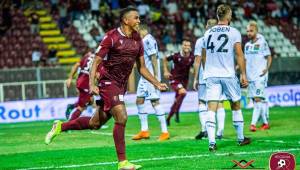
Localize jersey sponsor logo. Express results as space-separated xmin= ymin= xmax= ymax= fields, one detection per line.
xmin=254 ymin=44 xmax=260 ymax=50
xmin=0 ymin=105 xmax=41 ymax=120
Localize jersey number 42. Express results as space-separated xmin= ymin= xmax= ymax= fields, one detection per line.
xmin=207 ymin=34 xmax=229 ymax=53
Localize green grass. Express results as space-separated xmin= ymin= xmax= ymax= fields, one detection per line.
xmin=0 ymin=107 xmax=299 ymax=170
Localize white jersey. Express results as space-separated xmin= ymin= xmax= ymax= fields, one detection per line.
xmin=194 ymin=37 xmax=205 ymax=84
xmin=142 ymin=34 xmax=161 ymax=81
xmin=202 ymin=25 xmax=241 ymax=79
xmin=245 ymin=33 xmax=271 ymax=81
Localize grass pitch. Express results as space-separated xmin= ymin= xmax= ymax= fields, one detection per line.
xmin=0 ymin=106 xmax=299 ymax=170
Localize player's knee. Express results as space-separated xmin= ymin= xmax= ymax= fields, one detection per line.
xmin=254 ymin=97 xmax=262 ymax=103
xmin=230 ymin=101 xmax=241 ymax=110
xmin=150 ymin=100 xmax=160 ymax=107
xmin=89 ymin=120 xmax=101 ymax=130
xmin=115 ymin=113 xmax=127 ymax=125
xmin=217 ymin=102 xmax=224 ymax=109
xmin=178 ymin=88 xmax=187 ymax=95
xmin=77 ymin=106 xmax=84 ymax=112
xmin=136 ymin=97 xmax=145 ymax=105
xmin=198 ymin=102 xmax=207 ymax=112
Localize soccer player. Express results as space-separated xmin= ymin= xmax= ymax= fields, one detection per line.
xmin=193 ymin=19 xmax=226 ymax=140
xmin=163 ymin=39 xmax=194 ymax=126
xmin=245 ymin=21 xmax=272 ymax=132
xmin=65 ymin=51 xmax=95 ymax=120
xmin=45 ymin=7 xmax=167 ymax=170
xmin=132 ymin=25 xmax=170 ymax=141
xmin=201 ymin=4 xmax=250 ymax=151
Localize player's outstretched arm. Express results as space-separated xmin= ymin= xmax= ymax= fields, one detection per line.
xmin=201 ymin=48 xmax=206 ymax=68
xmin=162 ymin=56 xmax=171 ymax=79
xmin=150 ymin=54 xmax=159 ymax=79
xmin=66 ymin=62 xmax=80 ymax=88
xmin=89 ymin=56 xmax=102 ymax=95
xmin=136 ymin=55 xmax=168 ymax=91
xmin=234 ymin=42 xmax=248 ymax=87
xmin=193 ymin=55 xmax=201 ymax=90
xmin=260 ymin=55 xmax=272 ymax=77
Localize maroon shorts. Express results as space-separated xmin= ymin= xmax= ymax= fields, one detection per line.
xmin=98 ymin=80 xmax=126 ymax=112
xmin=170 ymin=79 xmax=189 ymax=92
xmin=75 ymin=88 xmax=92 ymax=108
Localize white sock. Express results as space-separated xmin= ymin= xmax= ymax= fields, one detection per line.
xmin=216 ymin=108 xmax=225 ymax=136
xmin=154 ymin=104 xmax=168 ymax=133
xmin=251 ymin=101 xmax=261 ymax=125
xmin=262 ymin=101 xmax=269 ymax=123
xmin=137 ymin=103 xmax=148 ymax=131
xmin=232 ymin=110 xmax=244 ymax=142
xmin=198 ymin=103 xmax=207 ymax=132
xmin=206 ymin=110 xmax=216 ymax=144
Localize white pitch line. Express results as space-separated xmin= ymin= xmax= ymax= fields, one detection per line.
xmin=16 ymin=148 xmax=300 ymax=170
xmin=90 ymin=131 xmax=297 ymax=144
xmin=90 ymin=131 xmax=193 ymax=140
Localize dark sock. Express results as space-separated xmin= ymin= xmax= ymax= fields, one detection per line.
xmin=168 ymin=93 xmax=186 ymax=120
xmin=174 ymin=93 xmax=186 ymax=113
xmin=62 ymin=116 xmax=91 ymax=131
xmin=69 ymin=109 xmax=82 ymax=121
xmin=113 ymin=123 xmax=126 ymax=161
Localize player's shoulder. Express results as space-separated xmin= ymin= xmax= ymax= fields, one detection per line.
xmin=257 ymin=33 xmax=268 ymax=43
xmin=195 ymin=36 xmax=204 ymax=44
xmin=169 ymin=52 xmax=180 ymax=58
xmin=106 ymin=28 xmax=118 ymax=37
xmin=143 ymin=34 xmax=156 ymax=44
xmin=132 ymin=30 xmax=142 ymax=41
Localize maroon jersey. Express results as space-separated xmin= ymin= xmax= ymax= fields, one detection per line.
xmin=167 ymin=52 xmax=194 ymax=81
xmin=76 ymin=52 xmax=94 ymax=90
xmin=95 ymin=28 xmax=144 ymax=87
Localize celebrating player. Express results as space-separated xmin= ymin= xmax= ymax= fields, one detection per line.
xmin=201 ymin=4 xmax=250 ymax=151
xmin=45 ymin=7 xmax=167 ymax=170
xmin=245 ymin=21 xmax=272 ymax=132
xmin=193 ymin=19 xmax=226 ymax=140
xmin=132 ymin=25 xmax=170 ymax=141
xmin=163 ymin=39 xmax=194 ymax=126
xmin=65 ymin=51 xmax=95 ymax=120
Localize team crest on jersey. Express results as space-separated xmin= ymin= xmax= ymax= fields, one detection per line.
xmin=245 ymin=45 xmax=250 ymax=51
xmin=178 ymin=58 xmax=181 ymax=62
xmin=254 ymin=44 xmax=260 ymax=50
xmin=120 ymin=39 xmax=123 ymax=44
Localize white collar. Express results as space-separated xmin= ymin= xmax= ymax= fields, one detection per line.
xmin=117 ymin=27 xmax=126 ymax=37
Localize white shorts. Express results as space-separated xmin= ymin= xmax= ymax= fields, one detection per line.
xmin=248 ymin=77 xmax=267 ymax=99
xmin=198 ymin=84 xmax=227 ymax=102
xmin=206 ymin=77 xmax=241 ymax=102
xmin=136 ymin=78 xmax=160 ymax=100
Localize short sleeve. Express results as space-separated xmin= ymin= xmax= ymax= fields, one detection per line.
xmin=201 ymin=36 xmax=206 ymax=49
xmin=262 ymin=40 xmax=271 ymax=56
xmin=95 ymin=34 xmax=113 ymax=59
xmin=144 ymin=39 xmax=157 ymax=56
xmin=194 ymin=38 xmax=203 ymax=56
xmin=166 ymin=54 xmax=174 ymax=61
xmin=232 ymin=29 xmax=242 ymax=44
xmin=138 ymin=40 xmax=144 ymax=57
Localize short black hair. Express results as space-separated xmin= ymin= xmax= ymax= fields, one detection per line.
xmin=182 ymin=37 xmax=191 ymax=43
xmin=119 ymin=6 xmax=139 ymax=22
